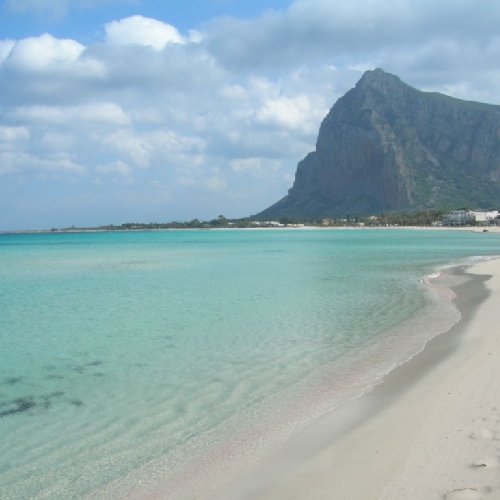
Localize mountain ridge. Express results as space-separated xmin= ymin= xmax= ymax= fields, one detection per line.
xmin=256 ymin=69 xmax=500 ymax=219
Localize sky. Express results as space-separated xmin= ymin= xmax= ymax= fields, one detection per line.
xmin=1 ymin=0 xmax=500 ymax=230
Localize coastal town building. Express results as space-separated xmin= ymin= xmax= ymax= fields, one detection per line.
xmin=443 ymin=210 xmax=499 ymax=225
xmin=251 ymin=221 xmax=285 ymax=227
xmin=473 ymin=210 xmax=499 ymax=223
xmin=443 ymin=210 xmax=474 ymax=225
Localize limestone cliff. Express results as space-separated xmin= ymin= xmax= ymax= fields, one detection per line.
xmin=257 ymin=69 xmax=500 ymax=218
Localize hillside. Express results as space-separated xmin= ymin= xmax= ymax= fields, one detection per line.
xmin=256 ymin=69 xmax=500 ymax=218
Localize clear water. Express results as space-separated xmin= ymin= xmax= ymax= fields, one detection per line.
xmin=1 ymin=229 xmax=500 ymax=499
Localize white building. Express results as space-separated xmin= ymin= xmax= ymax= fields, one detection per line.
xmin=443 ymin=210 xmax=499 ymax=225
xmin=443 ymin=210 xmax=475 ymax=225
xmin=471 ymin=210 xmax=499 ymax=223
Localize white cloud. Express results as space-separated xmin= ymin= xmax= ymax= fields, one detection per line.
xmin=0 ymin=125 xmax=30 ymax=142
xmin=101 ymin=129 xmax=151 ymax=168
xmin=219 ymin=84 xmax=248 ymax=100
xmin=188 ymin=30 xmax=203 ymax=43
xmin=48 ymin=158 xmax=86 ymax=174
xmin=99 ymin=128 xmax=205 ymax=169
xmin=0 ymin=40 xmax=15 ymax=64
xmin=0 ymin=151 xmax=85 ymax=176
xmin=39 ymin=132 xmax=74 ymax=152
xmin=146 ymin=130 xmax=205 ymax=157
xmin=105 ymin=15 xmax=184 ymax=49
xmin=95 ymin=160 xmax=132 ymax=176
xmin=8 ymin=106 xmax=67 ymax=124
xmin=76 ymin=103 xmax=130 ymax=125
xmin=0 ymin=35 xmax=106 ymax=89
xmin=9 ymin=103 xmax=130 ymax=126
xmin=256 ymin=95 xmax=312 ymax=131
xmin=204 ymin=0 xmax=500 ymax=73
xmin=5 ymin=33 xmax=84 ymax=71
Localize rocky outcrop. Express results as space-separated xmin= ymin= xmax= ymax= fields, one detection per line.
xmin=257 ymin=69 xmax=500 ymax=218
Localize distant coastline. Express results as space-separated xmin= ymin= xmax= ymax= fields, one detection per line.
xmin=4 ymin=208 xmax=499 ymax=234
xmin=2 ymin=225 xmax=499 ymax=235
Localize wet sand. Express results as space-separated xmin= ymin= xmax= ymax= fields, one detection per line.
xmin=207 ymin=258 xmax=500 ymax=500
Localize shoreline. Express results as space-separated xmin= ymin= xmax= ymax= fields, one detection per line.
xmin=205 ymin=258 xmax=500 ymax=500
xmin=2 ymin=225 xmax=500 ymax=235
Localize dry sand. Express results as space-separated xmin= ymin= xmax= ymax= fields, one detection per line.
xmin=378 ymin=259 xmax=500 ymax=500
xmin=208 ymin=258 xmax=500 ymax=500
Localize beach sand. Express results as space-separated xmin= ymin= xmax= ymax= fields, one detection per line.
xmin=207 ymin=258 xmax=500 ymax=500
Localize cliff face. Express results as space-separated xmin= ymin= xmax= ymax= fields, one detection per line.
xmin=257 ymin=69 xmax=500 ymax=218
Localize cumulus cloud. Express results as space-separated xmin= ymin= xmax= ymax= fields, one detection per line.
xmin=256 ymin=95 xmax=314 ymax=131
xmin=0 ymin=34 xmax=106 ymax=107
xmin=105 ymin=15 xmax=185 ymax=49
xmin=4 ymin=33 xmax=84 ymax=71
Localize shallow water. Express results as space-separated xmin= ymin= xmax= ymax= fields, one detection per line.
xmin=1 ymin=229 xmax=500 ymax=499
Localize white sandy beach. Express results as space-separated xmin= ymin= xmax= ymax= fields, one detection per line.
xmin=207 ymin=257 xmax=500 ymax=500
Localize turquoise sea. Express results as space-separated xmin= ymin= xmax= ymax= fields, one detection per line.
xmin=1 ymin=229 xmax=500 ymax=500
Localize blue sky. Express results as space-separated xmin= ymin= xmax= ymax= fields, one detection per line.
xmin=1 ymin=0 xmax=500 ymax=230
xmin=0 ymin=1 xmax=294 ymax=41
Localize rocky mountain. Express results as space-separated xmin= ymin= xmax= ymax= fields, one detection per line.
xmin=256 ymin=69 xmax=500 ymax=219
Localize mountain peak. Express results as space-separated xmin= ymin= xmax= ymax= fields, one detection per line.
xmin=256 ymin=70 xmax=500 ymax=219
xmin=356 ymin=68 xmax=405 ymax=90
